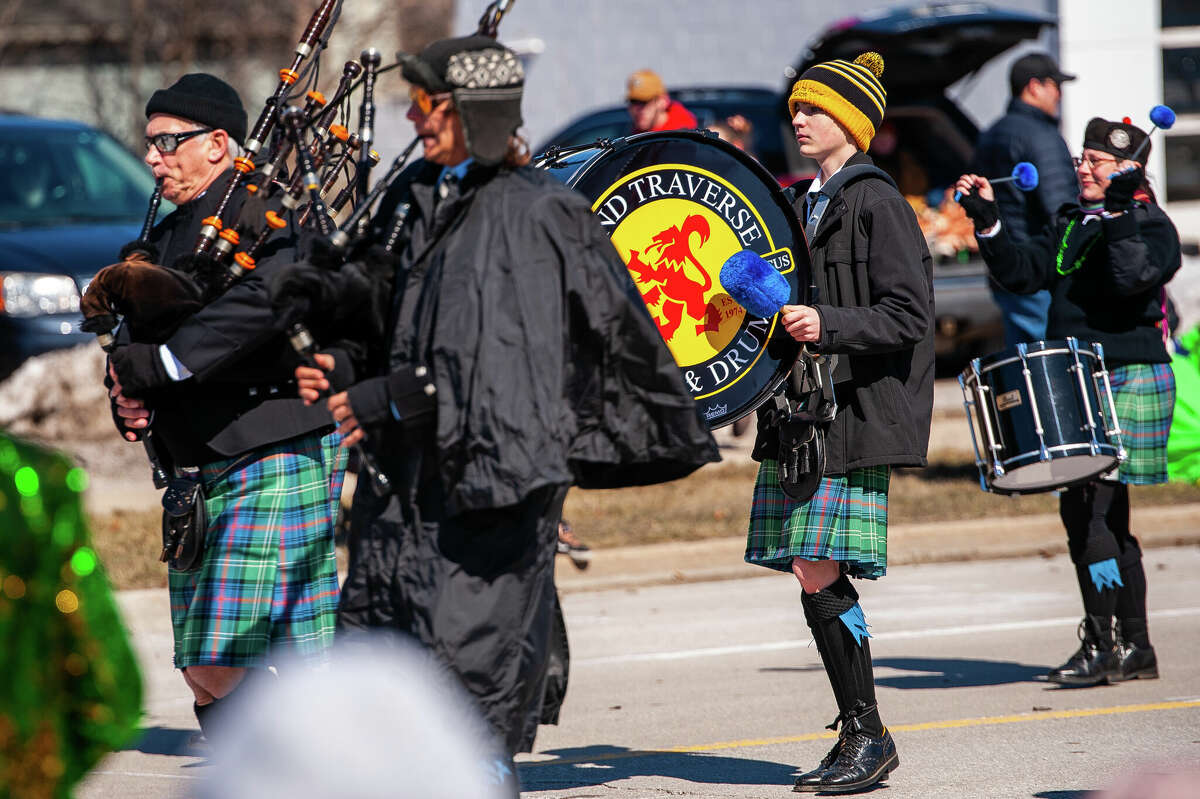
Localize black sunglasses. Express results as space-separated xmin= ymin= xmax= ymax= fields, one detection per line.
xmin=144 ymin=128 xmax=212 ymax=154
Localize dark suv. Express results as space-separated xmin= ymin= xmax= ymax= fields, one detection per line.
xmin=0 ymin=113 xmax=161 ymax=379
xmin=536 ymin=3 xmax=1059 ymax=371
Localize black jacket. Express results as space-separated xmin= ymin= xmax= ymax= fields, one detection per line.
xmin=753 ymin=152 xmax=935 ymax=473
xmin=977 ymin=201 xmax=1181 ymax=366
xmin=132 ymin=169 xmax=331 ymax=466
xmin=972 ymin=99 xmax=1077 ymax=245
xmin=360 ymin=160 xmax=720 ymax=515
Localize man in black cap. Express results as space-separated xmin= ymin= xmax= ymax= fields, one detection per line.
xmin=972 ymin=52 xmax=1078 ymax=347
xmin=107 ymin=73 xmax=346 ymax=745
xmin=289 ymin=35 xmax=718 ymax=789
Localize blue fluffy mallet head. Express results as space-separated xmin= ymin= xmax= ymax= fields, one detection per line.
xmin=719 ymin=249 xmax=790 ymax=318
xmin=1150 ymin=104 xmax=1176 ymax=130
xmin=1011 ymin=161 xmax=1038 ymax=192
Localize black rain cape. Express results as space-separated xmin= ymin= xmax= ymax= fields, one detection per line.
xmin=333 ymin=159 xmax=719 ymax=756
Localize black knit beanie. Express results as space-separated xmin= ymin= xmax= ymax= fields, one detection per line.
xmin=145 ymin=73 xmax=247 ymax=146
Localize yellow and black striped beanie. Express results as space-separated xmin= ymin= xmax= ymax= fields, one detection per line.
xmin=788 ymin=52 xmax=886 ymax=152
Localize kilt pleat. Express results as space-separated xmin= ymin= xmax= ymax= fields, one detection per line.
xmin=1111 ymin=363 xmax=1174 ymax=485
xmin=745 ymin=461 xmax=890 ymax=579
xmin=169 ymin=431 xmax=346 ymax=668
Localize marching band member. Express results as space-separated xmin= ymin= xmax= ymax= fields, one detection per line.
xmin=747 ymin=53 xmax=934 ymax=793
xmin=107 ymin=74 xmax=346 ymax=742
xmin=291 ymin=35 xmax=717 ymax=792
xmin=957 ymin=117 xmax=1181 ymax=687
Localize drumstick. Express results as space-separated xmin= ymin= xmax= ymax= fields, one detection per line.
xmin=1108 ymin=104 xmax=1175 ymax=179
xmin=954 ymin=161 xmax=1038 ymax=202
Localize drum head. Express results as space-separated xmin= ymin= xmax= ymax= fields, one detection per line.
xmin=538 ymin=131 xmax=809 ymax=428
xmin=991 ymin=454 xmax=1118 ymax=494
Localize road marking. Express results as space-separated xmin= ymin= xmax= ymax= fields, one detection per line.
xmin=574 ymin=606 xmax=1200 ymax=666
xmin=89 ymin=769 xmax=201 ymax=781
xmin=522 ymin=699 xmax=1200 ymax=767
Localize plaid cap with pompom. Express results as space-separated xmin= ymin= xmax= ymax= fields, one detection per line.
xmin=788 ymin=52 xmax=887 ymax=151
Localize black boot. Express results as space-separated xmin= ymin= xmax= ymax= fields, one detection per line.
xmin=1046 ymin=615 xmax=1119 ymax=686
xmin=795 ymin=578 xmax=893 ymax=793
xmin=805 ymin=704 xmax=899 ymax=794
xmin=1114 ymin=619 xmax=1158 ymax=681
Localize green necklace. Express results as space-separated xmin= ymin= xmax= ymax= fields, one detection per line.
xmin=1055 ymin=217 xmax=1100 ymax=276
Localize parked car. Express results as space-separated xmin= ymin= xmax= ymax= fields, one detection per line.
xmin=536 ymin=3 xmax=1060 ymax=373
xmin=0 ymin=113 xmax=161 ymax=380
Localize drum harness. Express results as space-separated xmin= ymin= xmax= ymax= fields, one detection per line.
xmin=763 ymin=164 xmax=899 ymax=501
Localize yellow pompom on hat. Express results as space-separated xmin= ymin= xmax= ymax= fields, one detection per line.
xmin=788 ymin=52 xmax=887 ymax=151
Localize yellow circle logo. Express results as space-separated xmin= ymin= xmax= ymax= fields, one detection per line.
xmin=612 ymin=199 xmax=746 ymax=367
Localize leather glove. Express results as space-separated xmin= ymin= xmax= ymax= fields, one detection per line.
xmin=957 ymin=190 xmax=999 ymax=232
xmin=109 ymin=342 xmax=171 ymax=398
xmin=1104 ymin=167 xmax=1143 ymax=213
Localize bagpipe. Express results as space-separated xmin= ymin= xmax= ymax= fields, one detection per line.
xmin=81 ymin=0 xmax=517 ymax=498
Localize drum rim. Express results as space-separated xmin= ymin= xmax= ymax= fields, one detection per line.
xmin=971 ymin=338 xmax=1101 ymax=374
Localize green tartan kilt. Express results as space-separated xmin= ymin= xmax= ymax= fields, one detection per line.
xmin=168 ymin=431 xmax=346 ymax=668
xmin=745 ymin=461 xmax=890 ymax=579
xmin=1110 ymin=362 xmax=1174 ymax=485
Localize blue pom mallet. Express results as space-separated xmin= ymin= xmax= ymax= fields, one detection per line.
xmin=719 ymin=249 xmax=791 ymax=318
xmin=954 ymin=161 xmax=1038 ymax=202
xmin=1108 ymin=104 xmax=1175 ymax=178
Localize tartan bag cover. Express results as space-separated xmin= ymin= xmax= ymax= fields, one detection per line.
xmin=169 ymin=431 xmax=346 ymax=668
xmin=746 ymin=461 xmax=890 ymax=579
xmin=1111 ymin=362 xmax=1174 ymax=485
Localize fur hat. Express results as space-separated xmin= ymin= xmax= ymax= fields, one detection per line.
xmin=399 ymin=35 xmax=524 ymax=166
xmin=788 ymin=52 xmax=887 ymax=152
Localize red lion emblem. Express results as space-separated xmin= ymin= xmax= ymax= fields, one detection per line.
xmin=627 ymin=214 xmax=723 ymax=341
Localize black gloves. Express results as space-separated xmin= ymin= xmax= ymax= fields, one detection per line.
xmin=118 ymin=239 xmax=160 ymax=264
xmin=109 ymin=342 xmax=171 ymax=397
xmin=1105 ymin=167 xmax=1143 ymax=213
xmin=957 ymin=190 xmax=999 ymax=233
xmin=345 ymin=367 xmax=437 ymax=430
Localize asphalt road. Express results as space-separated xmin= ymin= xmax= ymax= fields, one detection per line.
xmin=79 ymin=545 xmax=1199 ymax=798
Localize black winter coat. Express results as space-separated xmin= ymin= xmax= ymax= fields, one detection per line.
xmin=753 ymin=152 xmax=935 ymax=474
xmin=130 ymin=169 xmax=331 ymax=466
xmin=977 ymin=201 xmax=1181 ymax=366
xmin=972 ymin=99 xmax=1078 ymax=244
xmin=363 ymin=160 xmax=720 ymax=515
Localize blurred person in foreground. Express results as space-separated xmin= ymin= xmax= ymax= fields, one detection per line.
xmin=200 ymin=636 xmax=510 ymax=799
xmin=748 ymin=52 xmax=933 ymax=793
xmin=972 ymin=52 xmax=1078 ymax=347
xmin=289 ymin=35 xmax=717 ymax=792
xmin=106 ymin=74 xmax=345 ymax=745
xmin=957 ymin=116 xmax=1180 ymax=687
xmin=626 ymin=68 xmax=698 ymax=133
xmin=0 ymin=434 xmax=142 ymax=796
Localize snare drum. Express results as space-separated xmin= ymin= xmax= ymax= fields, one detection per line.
xmin=959 ymin=338 xmax=1125 ymax=494
xmin=536 ymin=131 xmax=809 ymax=428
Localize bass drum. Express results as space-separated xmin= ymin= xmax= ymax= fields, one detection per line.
xmin=537 ymin=130 xmax=810 ymax=429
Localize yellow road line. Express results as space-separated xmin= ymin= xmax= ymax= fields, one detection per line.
xmin=523 ymin=699 xmax=1200 ymax=767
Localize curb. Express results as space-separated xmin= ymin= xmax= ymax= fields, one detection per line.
xmin=553 ymin=502 xmax=1200 ymax=594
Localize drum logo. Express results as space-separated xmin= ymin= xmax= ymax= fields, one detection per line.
xmin=592 ymin=164 xmax=794 ymax=404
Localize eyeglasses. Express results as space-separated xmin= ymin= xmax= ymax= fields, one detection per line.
xmin=144 ymin=128 xmax=212 ymax=154
xmin=408 ymin=86 xmax=453 ymax=115
xmin=1073 ymin=154 xmax=1119 ymax=170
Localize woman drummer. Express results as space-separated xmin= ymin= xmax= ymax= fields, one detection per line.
xmin=956 ymin=117 xmax=1181 ymax=687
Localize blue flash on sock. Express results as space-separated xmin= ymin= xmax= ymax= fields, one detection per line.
xmin=839 ymin=603 xmax=872 ymax=646
xmin=1088 ymin=558 xmax=1124 ymax=592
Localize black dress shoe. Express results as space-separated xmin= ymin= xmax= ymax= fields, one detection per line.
xmin=1114 ymin=640 xmax=1158 ymax=681
xmin=800 ymin=728 xmax=898 ymax=794
xmin=792 ymin=739 xmax=841 ymax=792
xmin=1046 ymin=617 xmax=1119 ymax=687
